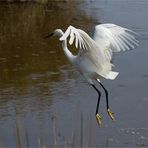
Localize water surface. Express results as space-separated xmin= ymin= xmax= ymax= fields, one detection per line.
xmin=0 ymin=0 xmax=148 ymax=147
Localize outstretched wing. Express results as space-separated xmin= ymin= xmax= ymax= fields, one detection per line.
xmin=60 ymin=25 xmax=112 ymax=78
xmin=93 ymin=24 xmax=139 ymax=61
xmin=60 ymin=25 xmax=97 ymax=52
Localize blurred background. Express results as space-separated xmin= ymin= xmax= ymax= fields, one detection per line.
xmin=0 ymin=0 xmax=148 ymax=147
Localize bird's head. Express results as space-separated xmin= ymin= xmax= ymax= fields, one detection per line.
xmin=44 ymin=29 xmax=64 ymax=39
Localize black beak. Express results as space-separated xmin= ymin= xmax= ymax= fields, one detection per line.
xmin=44 ymin=32 xmax=54 ymax=39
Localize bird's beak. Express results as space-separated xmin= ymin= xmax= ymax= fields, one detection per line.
xmin=44 ymin=32 xmax=54 ymax=39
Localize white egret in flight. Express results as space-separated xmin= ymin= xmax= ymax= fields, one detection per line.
xmin=45 ymin=24 xmax=138 ymax=127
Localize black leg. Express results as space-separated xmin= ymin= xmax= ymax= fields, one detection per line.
xmin=91 ymin=84 xmax=102 ymax=127
xmin=91 ymin=84 xmax=101 ymax=115
xmin=99 ymin=82 xmax=115 ymax=120
xmin=99 ymin=82 xmax=109 ymax=110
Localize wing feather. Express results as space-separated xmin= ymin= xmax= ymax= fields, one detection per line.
xmin=59 ymin=24 xmax=138 ymax=79
xmin=93 ymin=24 xmax=139 ymax=59
xmin=60 ymin=25 xmax=112 ymax=78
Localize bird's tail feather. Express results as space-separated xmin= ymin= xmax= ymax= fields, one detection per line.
xmin=106 ymin=71 xmax=119 ymax=80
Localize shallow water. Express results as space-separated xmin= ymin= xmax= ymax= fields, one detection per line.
xmin=0 ymin=0 xmax=148 ymax=147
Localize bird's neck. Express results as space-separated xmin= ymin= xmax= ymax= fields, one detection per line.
xmin=62 ymin=40 xmax=76 ymax=64
xmin=57 ymin=30 xmax=76 ymax=64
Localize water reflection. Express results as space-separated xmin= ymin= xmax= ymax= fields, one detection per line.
xmin=1 ymin=0 xmax=148 ymax=147
xmin=0 ymin=1 xmax=97 ymax=147
xmin=0 ymin=1 xmax=100 ymax=147
xmin=0 ymin=1 xmax=95 ymax=118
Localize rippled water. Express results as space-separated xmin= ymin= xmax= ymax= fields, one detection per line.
xmin=0 ymin=0 xmax=148 ymax=147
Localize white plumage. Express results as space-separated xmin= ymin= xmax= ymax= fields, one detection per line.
xmin=47 ymin=23 xmax=139 ymax=127
xmin=60 ymin=24 xmax=138 ymax=84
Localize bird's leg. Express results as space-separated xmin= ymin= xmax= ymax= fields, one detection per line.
xmin=99 ymin=82 xmax=115 ymax=121
xmin=91 ymin=84 xmax=102 ymax=127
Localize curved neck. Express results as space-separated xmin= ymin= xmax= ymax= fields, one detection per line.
xmin=55 ymin=30 xmax=76 ymax=64
xmin=62 ymin=38 xmax=76 ymax=65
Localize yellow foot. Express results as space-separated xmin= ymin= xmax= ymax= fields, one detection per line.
xmin=96 ymin=113 xmax=102 ymax=127
xmin=107 ymin=108 xmax=115 ymax=121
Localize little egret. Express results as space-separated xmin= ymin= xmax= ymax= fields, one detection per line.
xmin=45 ymin=24 xmax=138 ymax=127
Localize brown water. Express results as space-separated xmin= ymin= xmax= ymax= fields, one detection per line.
xmin=0 ymin=0 xmax=148 ymax=147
